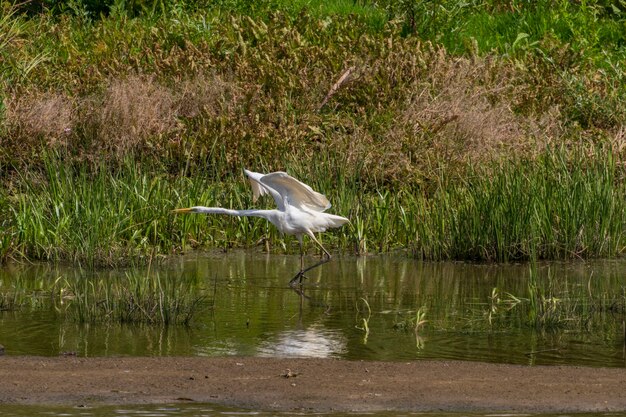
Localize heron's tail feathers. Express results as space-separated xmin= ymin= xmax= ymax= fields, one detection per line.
xmin=323 ymin=213 xmax=350 ymax=229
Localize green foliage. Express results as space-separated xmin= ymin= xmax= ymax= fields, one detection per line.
xmin=2 ymin=1 xmax=626 ymax=265
xmin=486 ymin=261 xmax=626 ymax=331
xmin=4 ymin=147 xmax=626 ymax=265
xmin=2 ymin=0 xmax=626 ymax=168
xmin=405 ymin=147 xmax=626 ymax=261
xmin=58 ymin=270 xmax=205 ymax=324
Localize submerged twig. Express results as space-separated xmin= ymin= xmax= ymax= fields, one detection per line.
xmin=524 ymin=348 xmax=561 ymax=357
xmin=355 ymin=297 xmax=371 ymax=344
xmin=211 ymin=273 xmax=218 ymax=308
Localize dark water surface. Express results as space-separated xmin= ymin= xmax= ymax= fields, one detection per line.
xmin=1 ymin=251 xmax=625 ymax=367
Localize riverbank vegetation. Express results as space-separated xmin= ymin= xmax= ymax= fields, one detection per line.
xmin=2 ymin=0 xmax=626 ymax=265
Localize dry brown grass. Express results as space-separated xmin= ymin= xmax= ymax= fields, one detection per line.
xmin=80 ymin=74 xmax=242 ymax=158
xmin=320 ymin=47 xmax=565 ymax=185
xmin=3 ymin=91 xmax=74 ymax=149
xmin=398 ymin=55 xmax=532 ymax=164
xmin=0 ymin=39 xmax=570 ymax=185
xmin=2 ymin=74 xmax=241 ymax=163
xmin=84 ymin=76 xmax=181 ymax=156
xmin=176 ymin=74 xmax=242 ymax=119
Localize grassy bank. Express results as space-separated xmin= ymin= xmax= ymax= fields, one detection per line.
xmin=2 ymin=1 xmax=626 ymax=265
xmin=1 ymin=148 xmax=625 ymax=265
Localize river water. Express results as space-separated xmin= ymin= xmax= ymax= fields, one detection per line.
xmin=2 ymin=252 xmax=625 ymax=416
xmin=1 ymin=251 xmax=624 ymax=367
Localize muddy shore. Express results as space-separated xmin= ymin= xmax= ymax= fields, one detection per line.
xmin=1 ymin=356 xmax=625 ymax=413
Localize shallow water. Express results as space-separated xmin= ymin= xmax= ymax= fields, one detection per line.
xmin=1 ymin=251 xmax=625 ymax=367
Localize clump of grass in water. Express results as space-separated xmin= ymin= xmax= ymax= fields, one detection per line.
xmin=485 ymin=287 xmax=522 ymax=327
xmin=392 ymin=306 xmax=428 ymax=349
xmin=58 ymin=271 xmax=205 ymax=325
xmin=525 ymin=262 xmax=569 ymax=329
xmin=0 ymin=292 xmax=19 ymax=311
xmin=484 ymin=261 xmax=626 ymax=332
xmin=393 ymin=306 xmax=428 ymax=332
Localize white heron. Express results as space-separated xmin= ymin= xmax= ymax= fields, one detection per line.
xmin=173 ymin=169 xmax=349 ymax=285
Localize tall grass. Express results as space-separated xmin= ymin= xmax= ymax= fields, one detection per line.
xmin=2 ymin=1 xmax=626 ymax=265
xmin=8 ymin=155 xmax=233 ymax=266
xmin=59 ymin=270 xmax=205 ymax=325
xmin=399 ymin=148 xmax=626 ymax=262
xmin=3 ymin=147 xmax=626 ymax=265
xmin=485 ymin=261 xmax=626 ymax=331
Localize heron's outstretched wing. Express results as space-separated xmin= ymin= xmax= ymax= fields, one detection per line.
xmin=244 ymin=169 xmax=285 ymax=210
xmin=260 ymin=171 xmax=331 ymax=212
xmin=244 ymin=170 xmax=271 ymax=202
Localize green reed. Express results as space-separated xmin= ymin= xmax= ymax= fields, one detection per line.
xmin=58 ymin=270 xmax=205 ymax=325
xmin=399 ymin=149 xmax=626 ymax=262
xmin=0 ymin=189 xmax=13 ymax=263
xmin=4 ymin=147 xmax=626 ymax=265
xmin=8 ymin=155 xmax=235 ymax=266
xmin=484 ymin=261 xmax=626 ymax=331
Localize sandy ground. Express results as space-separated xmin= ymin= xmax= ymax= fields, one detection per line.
xmin=0 ymin=356 xmax=625 ymax=413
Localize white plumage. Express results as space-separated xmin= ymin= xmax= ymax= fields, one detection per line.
xmin=174 ymin=169 xmax=349 ymax=285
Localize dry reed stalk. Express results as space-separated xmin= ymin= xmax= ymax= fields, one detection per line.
xmin=319 ymin=66 xmax=355 ymax=111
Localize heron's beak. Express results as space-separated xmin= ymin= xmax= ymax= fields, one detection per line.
xmin=172 ymin=208 xmax=193 ymax=214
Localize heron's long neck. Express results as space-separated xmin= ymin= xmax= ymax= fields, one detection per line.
xmin=189 ymin=207 xmax=282 ymax=228
xmin=192 ymin=207 xmax=276 ymax=217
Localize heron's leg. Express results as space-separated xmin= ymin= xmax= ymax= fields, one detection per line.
xmin=299 ymin=232 xmax=331 ymax=274
xmin=289 ymin=237 xmax=306 ymax=287
xmin=289 ymin=233 xmax=332 ymax=286
xmin=289 ymin=270 xmax=304 ymax=287
xmin=299 ymin=237 xmax=304 ymax=273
